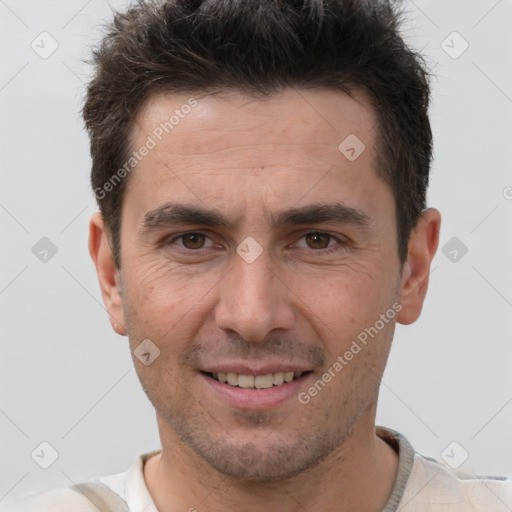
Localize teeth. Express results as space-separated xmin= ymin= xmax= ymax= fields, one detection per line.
xmin=238 ymin=375 xmax=255 ymax=388
xmin=284 ymin=371 xmax=294 ymax=383
xmin=273 ymin=372 xmax=284 ymax=385
xmin=254 ymin=374 xmax=273 ymax=389
xmin=211 ymin=371 xmax=305 ymax=389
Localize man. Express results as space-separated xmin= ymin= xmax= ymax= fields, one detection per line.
xmin=2 ymin=0 xmax=510 ymax=511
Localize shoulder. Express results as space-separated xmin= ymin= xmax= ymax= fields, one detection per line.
xmin=0 ymin=485 xmax=100 ymax=512
xmin=0 ymin=471 xmax=131 ymax=512
xmin=401 ymin=453 xmax=512 ymax=511
xmin=377 ymin=427 xmax=512 ymax=512
xmin=0 ymin=451 xmax=156 ymax=512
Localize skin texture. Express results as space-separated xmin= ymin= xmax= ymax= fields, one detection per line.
xmin=89 ymin=88 xmax=441 ymax=511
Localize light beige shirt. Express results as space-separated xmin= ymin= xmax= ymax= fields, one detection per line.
xmin=1 ymin=427 xmax=511 ymax=511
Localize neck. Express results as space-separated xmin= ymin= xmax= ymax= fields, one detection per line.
xmin=144 ymin=409 xmax=399 ymax=512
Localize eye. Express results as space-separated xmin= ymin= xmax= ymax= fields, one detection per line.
xmin=162 ymin=231 xmax=347 ymax=255
xmin=165 ymin=232 xmax=217 ymax=250
xmin=294 ymin=232 xmax=346 ymax=253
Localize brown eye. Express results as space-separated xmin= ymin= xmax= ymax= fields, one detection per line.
xmin=305 ymin=232 xmax=332 ymax=249
xmin=181 ymin=233 xmax=206 ymax=249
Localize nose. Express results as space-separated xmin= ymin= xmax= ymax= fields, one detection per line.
xmin=214 ymin=248 xmax=295 ymax=343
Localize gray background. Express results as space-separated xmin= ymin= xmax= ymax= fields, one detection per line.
xmin=1 ymin=0 xmax=511 ymax=501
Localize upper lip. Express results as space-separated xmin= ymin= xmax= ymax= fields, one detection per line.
xmin=201 ymin=364 xmax=313 ymax=375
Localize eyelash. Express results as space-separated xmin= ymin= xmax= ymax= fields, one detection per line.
xmin=163 ymin=231 xmax=347 ymax=255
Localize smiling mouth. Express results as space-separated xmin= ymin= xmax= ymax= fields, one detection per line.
xmin=203 ymin=371 xmax=311 ymax=389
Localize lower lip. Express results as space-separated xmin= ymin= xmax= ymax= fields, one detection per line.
xmin=200 ymin=373 xmax=311 ymax=410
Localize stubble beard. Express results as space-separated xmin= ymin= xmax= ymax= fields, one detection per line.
xmin=144 ymin=380 xmax=373 ymax=482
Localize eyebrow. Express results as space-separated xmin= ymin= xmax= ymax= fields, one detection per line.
xmin=140 ymin=202 xmax=371 ymax=233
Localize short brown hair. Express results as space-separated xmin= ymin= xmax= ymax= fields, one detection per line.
xmin=83 ymin=0 xmax=432 ymax=268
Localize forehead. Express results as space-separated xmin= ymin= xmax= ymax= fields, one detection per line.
xmin=123 ymin=88 xmax=390 ymax=229
xmin=134 ymin=88 xmax=377 ymax=156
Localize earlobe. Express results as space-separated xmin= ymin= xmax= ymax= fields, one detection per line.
xmin=397 ymin=208 xmax=441 ymax=325
xmin=89 ymin=212 xmax=127 ymax=336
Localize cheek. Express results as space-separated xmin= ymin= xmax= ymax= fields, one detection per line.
xmin=121 ymin=259 xmax=221 ymax=344
xmin=290 ymin=259 xmax=396 ymax=328
xmin=289 ymin=268 xmax=399 ymax=380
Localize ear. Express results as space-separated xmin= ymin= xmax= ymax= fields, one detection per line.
xmin=88 ymin=212 xmax=127 ymax=335
xmin=397 ymin=208 xmax=441 ymax=325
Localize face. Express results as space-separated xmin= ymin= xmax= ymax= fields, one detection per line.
xmin=92 ymin=88 xmax=425 ymax=480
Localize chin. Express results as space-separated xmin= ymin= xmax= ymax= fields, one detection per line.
xmin=200 ymin=447 xmax=318 ymax=481
xmin=184 ymin=431 xmax=340 ymax=482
